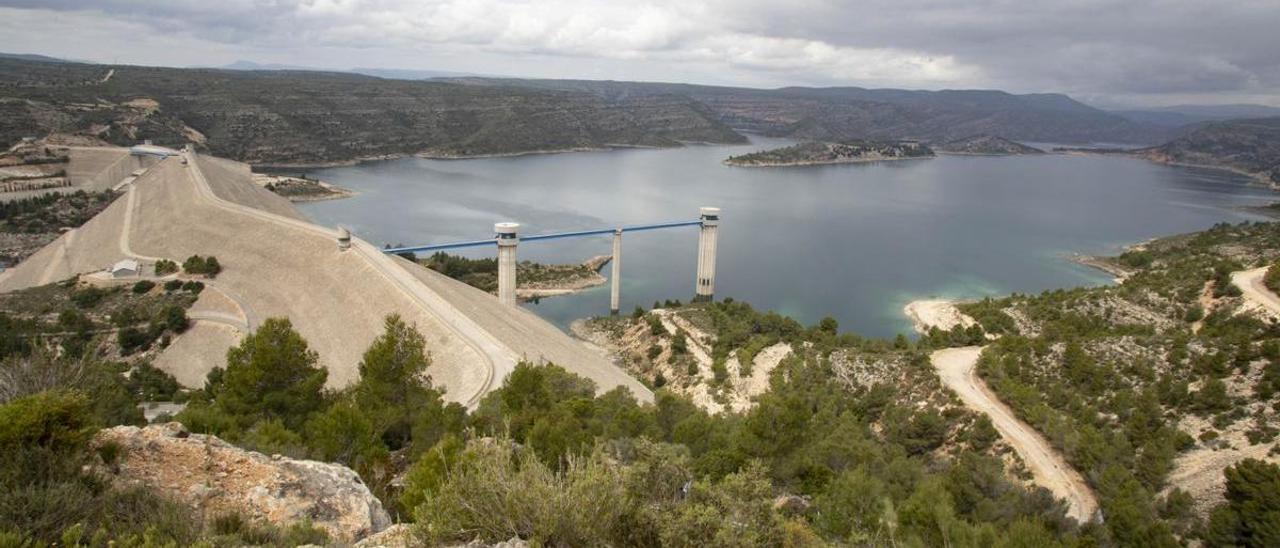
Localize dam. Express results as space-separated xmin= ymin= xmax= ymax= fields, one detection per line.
xmin=0 ymin=146 xmax=653 ymax=407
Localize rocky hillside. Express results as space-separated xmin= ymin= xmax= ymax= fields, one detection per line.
xmin=445 ymin=77 xmax=1174 ymax=145
xmin=724 ymin=140 xmax=933 ymax=166
xmin=934 ymin=135 xmax=1045 ymax=155
xmin=0 ymin=58 xmax=744 ymax=165
xmin=1140 ymin=117 xmax=1280 ymax=186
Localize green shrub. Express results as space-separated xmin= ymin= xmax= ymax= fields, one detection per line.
xmin=1205 ymin=459 xmax=1280 ymax=547
xmin=163 ymin=279 xmax=183 ymax=291
xmin=1265 ymin=263 xmax=1280 ymax=293
xmin=154 ymin=259 xmax=178 ymax=276
xmin=70 ymin=287 xmax=107 ymax=309
xmin=116 ymin=327 xmax=153 ymax=355
xmin=131 ymin=280 xmax=155 ymax=294
xmin=126 ymin=362 xmax=180 ymax=402
xmin=182 ymin=255 xmax=222 ymax=278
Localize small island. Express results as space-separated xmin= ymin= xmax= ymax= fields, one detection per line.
xmin=933 ymin=135 xmax=1044 ymax=155
xmin=406 ymin=251 xmax=611 ymax=301
xmin=724 ymin=140 xmax=934 ymax=167
xmin=252 ymin=173 xmax=353 ymax=202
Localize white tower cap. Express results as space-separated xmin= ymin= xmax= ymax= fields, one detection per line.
xmin=699 ymin=207 xmax=720 ymax=217
xmin=494 ymin=222 xmax=520 ymax=234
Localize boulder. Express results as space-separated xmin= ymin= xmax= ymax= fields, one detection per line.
xmin=354 ymin=524 xmax=529 ymax=548
xmin=93 ymin=422 xmax=391 ymax=543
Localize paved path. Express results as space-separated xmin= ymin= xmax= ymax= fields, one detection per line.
xmin=931 ymin=346 xmax=1099 ymax=522
xmin=1232 ymin=267 xmax=1280 ymax=318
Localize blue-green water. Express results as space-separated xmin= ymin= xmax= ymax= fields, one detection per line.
xmin=298 ymin=137 xmax=1277 ymax=339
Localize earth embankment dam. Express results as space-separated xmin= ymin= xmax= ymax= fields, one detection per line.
xmin=0 ymin=147 xmax=651 ymax=406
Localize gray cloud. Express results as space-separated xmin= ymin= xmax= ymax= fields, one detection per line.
xmin=1 ymin=0 xmax=1276 ymax=106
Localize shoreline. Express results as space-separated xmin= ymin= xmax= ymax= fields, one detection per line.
xmin=903 ymin=299 xmax=977 ymax=334
xmin=1066 ymin=253 xmax=1132 ymax=283
xmin=1057 ymin=148 xmax=1277 ymax=189
xmin=515 ymin=255 xmax=612 ymax=302
xmin=252 ymin=139 xmax=748 ymax=169
xmin=723 ymin=155 xmax=931 ymax=168
xmin=251 ymin=174 xmax=355 ymax=203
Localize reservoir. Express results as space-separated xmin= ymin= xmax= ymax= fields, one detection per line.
xmin=299 ymin=137 xmax=1277 ymax=339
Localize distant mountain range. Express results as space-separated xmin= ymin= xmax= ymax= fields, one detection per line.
xmin=1111 ymin=104 xmax=1280 ymax=128
xmin=1 ymin=53 xmax=1276 ymax=175
xmin=0 ymin=56 xmax=743 ymax=165
xmin=0 ymin=52 xmax=78 ymax=64
xmin=219 ymin=60 xmax=482 ymax=80
xmin=438 ymin=77 xmax=1175 ymax=145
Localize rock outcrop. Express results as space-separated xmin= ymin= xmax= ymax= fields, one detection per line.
xmin=92 ymin=423 xmax=391 ymax=543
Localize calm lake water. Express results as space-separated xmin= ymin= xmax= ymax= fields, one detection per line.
xmin=299 ymin=137 xmax=1278 ymax=339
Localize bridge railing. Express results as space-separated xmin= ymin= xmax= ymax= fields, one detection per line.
xmin=381 ymin=210 xmax=719 ymax=311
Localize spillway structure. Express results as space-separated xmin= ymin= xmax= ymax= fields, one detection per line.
xmin=383 ymin=207 xmax=721 ymax=311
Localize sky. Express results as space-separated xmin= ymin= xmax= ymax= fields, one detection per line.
xmin=1 ymin=0 xmax=1277 ymax=108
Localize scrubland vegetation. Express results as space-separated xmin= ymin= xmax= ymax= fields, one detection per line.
xmin=961 ymin=221 xmax=1280 ymax=545
xmin=4 ymin=220 xmax=1280 ymax=546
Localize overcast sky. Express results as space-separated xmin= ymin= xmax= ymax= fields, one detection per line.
xmin=1 ymin=0 xmax=1277 ymax=108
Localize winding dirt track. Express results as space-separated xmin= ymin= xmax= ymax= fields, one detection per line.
xmin=931 ymin=346 xmax=1099 ymax=522
xmin=1232 ymin=267 xmax=1280 ymax=318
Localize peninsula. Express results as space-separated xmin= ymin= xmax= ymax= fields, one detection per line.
xmin=724 ymin=140 xmax=934 ymax=167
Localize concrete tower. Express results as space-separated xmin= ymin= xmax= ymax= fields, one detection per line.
xmin=610 ymin=228 xmax=622 ymax=314
xmin=695 ymin=207 xmax=720 ymax=300
xmin=495 ymin=222 xmax=519 ymax=307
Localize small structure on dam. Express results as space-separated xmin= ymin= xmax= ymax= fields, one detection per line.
xmin=384 ymin=207 xmax=721 ymax=311
xmin=495 ymin=222 xmax=519 ymax=307
xmin=336 ymin=226 xmax=352 ymax=250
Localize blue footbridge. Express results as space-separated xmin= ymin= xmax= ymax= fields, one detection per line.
xmin=382 ymin=208 xmax=721 ymax=311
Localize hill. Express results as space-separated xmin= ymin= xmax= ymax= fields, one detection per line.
xmin=1140 ymin=117 xmax=1280 ymax=186
xmin=443 ymin=77 xmax=1174 ymax=145
xmin=934 ymin=135 xmax=1045 ymax=155
xmin=0 ymin=58 xmax=744 ymax=166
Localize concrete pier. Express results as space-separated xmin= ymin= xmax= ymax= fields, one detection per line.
xmin=495 ymin=222 xmax=519 ymax=307
xmin=610 ymin=229 xmax=622 ymax=314
xmin=695 ymin=207 xmax=720 ymax=300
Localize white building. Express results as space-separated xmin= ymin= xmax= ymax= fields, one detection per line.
xmin=110 ymin=259 xmax=139 ymax=278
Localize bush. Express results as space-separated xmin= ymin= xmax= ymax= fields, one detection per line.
xmin=116 ymin=327 xmax=154 ymax=355
xmin=154 ymin=259 xmax=178 ymax=276
xmin=126 ymin=362 xmax=180 ymax=402
xmin=411 ymin=437 xmax=642 ymax=546
xmin=163 ymin=279 xmax=183 ymax=291
xmin=182 ymin=255 xmax=222 ymax=277
xmin=70 ymin=287 xmax=107 ymax=309
xmin=1266 ymin=263 xmax=1280 ymax=293
xmin=182 ymin=280 xmax=204 ymax=293
xmin=131 ymin=280 xmax=155 ymax=294
xmin=1204 ymin=459 xmax=1280 ymax=547
xmin=158 ymin=304 xmax=189 ymax=333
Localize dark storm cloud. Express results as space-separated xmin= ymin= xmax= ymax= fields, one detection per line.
xmin=1 ymin=0 xmax=1276 ymax=104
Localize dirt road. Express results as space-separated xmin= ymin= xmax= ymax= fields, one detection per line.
xmin=1232 ymin=267 xmax=1280 ymax=318
xmin=931 ymin=346 xmax=1099 ymax=522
